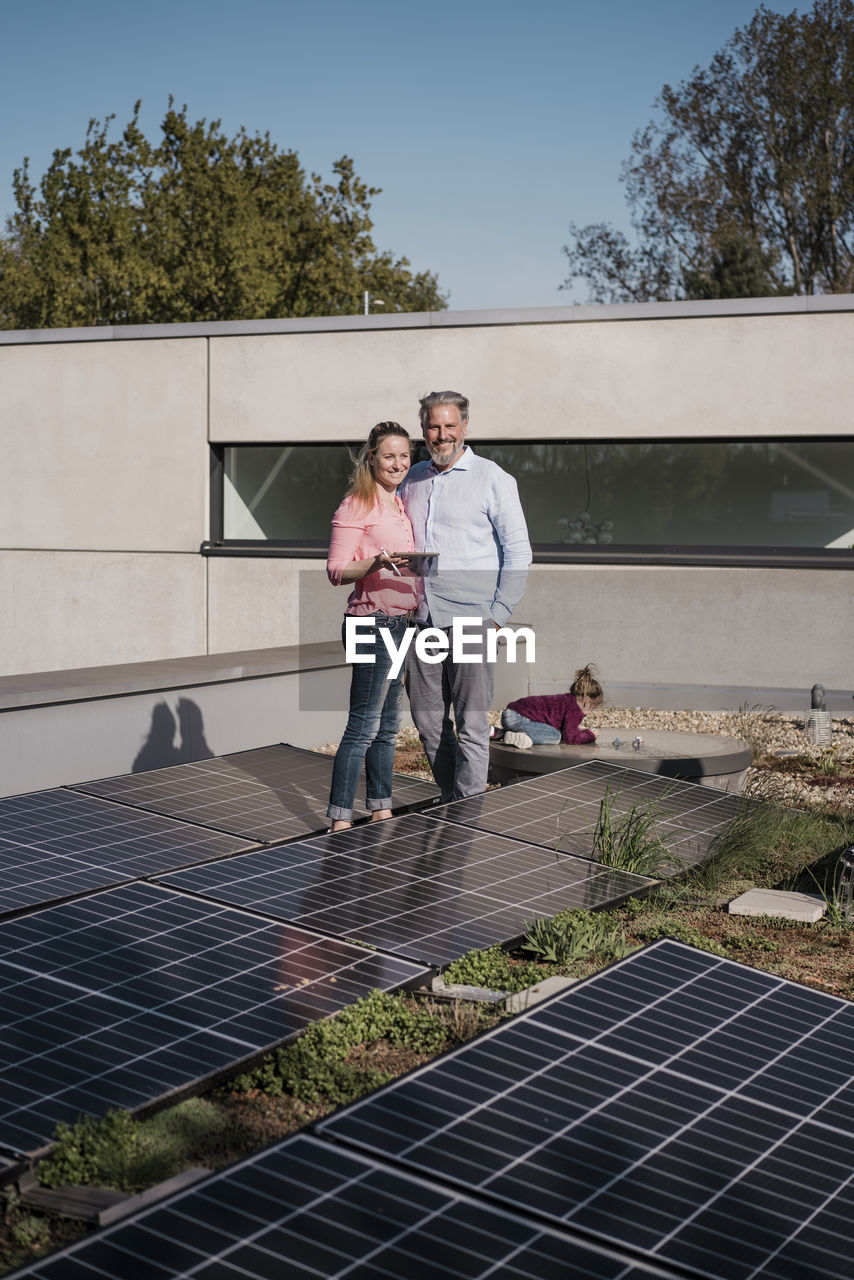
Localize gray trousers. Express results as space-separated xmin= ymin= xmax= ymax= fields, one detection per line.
xmin=406 ymin=619 xmax=495 ymax=802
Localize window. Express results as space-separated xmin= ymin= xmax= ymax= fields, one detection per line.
xmin=222 ymin=444 xmax=356 ymax=541
xmin=207 ymin=438 xmax=854 ymax=561
xmin=475 ymin=439 xmax=854 ymax=550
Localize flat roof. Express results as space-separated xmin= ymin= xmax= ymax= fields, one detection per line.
xmin=2 ymin=292 xmax=853 ymax=346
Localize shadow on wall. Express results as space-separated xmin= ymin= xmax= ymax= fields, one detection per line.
xmin=132 ymin=698 xmax=215 ymax=772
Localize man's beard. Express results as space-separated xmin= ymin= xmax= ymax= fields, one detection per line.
xmin=427 ymin=440 xmax=461 ymax=466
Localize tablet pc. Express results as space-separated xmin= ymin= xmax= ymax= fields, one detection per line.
xmin=391 ymin=551 xmax=438 ymax=564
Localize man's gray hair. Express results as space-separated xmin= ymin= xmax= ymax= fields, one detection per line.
xmin=419 ymin=390 xmax=469 ymax=430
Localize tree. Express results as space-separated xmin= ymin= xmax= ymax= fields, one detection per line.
xmin=681 ymin=233 xmax=785 ymax=301
xmin=562 ymin=0 xmax=854 ymax=302
xmin=0 ymin=102 xmax=446 ymax=328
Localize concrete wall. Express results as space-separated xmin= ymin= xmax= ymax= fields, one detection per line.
xmin=0 ymin=667 xmax=352 ymax=799
xmin=0 ymin=551 xmax=207 ymax=673
xmin=0 ymin=297 xmax=851 ymax=687
xmin=209 ymin=309 xmax=854 ymax=442
xmin=0 ymin=638 xmax=530 ymax=797
xmin=206 ymin=562 xmax=343 ymax=653
xmin=517 ymin=566 xmax=851 ymax=692
xmin=1 ymin=338 xmax=208 ymax=549
xmin=0 ymin=337 xmax=208 ymax=675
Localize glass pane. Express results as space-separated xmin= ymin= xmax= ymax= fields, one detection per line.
xmin=224 ymin=445 xmax=355 ymax=540
xmin=222 ymin=439 xmax=854 ymax=549
xmin=474 ymin=439 xmax=854 ymax=548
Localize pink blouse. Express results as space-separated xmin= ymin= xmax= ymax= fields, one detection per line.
xmin=327 ymin=493 xmax=420 ymax=616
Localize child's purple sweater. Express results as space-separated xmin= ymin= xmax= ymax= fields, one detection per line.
xmin=505 ymin=693 xmax=595 ymax=744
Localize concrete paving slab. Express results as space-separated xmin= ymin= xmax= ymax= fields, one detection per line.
xmin=428 ymin=975 xmax=508 ymax=1003
xmin=426 ymin=972 xmax=580 ymax=1013
xmin=728 ymin=888 xmax=826 ymax=922
xmin=503 ymin=974 xmax=579 ymax=1014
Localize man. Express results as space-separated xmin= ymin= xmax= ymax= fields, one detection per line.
xmin=399 ymin=390 xmax=531 ymax=801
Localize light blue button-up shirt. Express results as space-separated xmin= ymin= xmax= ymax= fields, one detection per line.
xmin=399 ymin=446 xmax=531 ymax=627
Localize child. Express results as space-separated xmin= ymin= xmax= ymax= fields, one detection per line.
xmin=499 ymin=665 xmax=603 ymax=749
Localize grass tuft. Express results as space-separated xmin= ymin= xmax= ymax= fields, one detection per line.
xmin=589 ymin=786 xmax=674 ymax=877
xmin=689 ymin=793 xmax=854 ymax=899
xmin=521 ymin=910 xmax=633 ymax=965
xmin=731 ymin=700 xmax=778 ymax=764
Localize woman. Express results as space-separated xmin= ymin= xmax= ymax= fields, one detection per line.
xmin=326 ymin=421 xmax=419 ymax=831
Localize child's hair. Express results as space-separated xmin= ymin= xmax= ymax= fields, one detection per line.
xmin=570 ymin=664 xmax=603 ymax=702
xmin=346 ymin=421 xmax=411 ymax=509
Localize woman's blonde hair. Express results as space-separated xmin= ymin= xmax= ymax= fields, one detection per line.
xmin=347 ymin=421 xmax=411 ymax=510
xmin=570 ymin=664 xmax=603 ymax=702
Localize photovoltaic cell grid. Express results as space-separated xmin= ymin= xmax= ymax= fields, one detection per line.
xmin=72 ymin=743 xmax=439 ymax=844
xmin=158 ymin=813 xmax=652 ymax=967
xmin=0 ymin=882 xmax=425 ymax=1156
xmin=435 ymin=759 xmax=743 ymax=871
xmin=14 ymin=1134 xmax=694 ymax=1280
xmin=320 ymin=939 xmax=854 ymax=1280
xmin=0 ymin=789 xmax=258 ymax=919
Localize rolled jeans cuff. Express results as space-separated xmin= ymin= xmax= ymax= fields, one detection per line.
xmin=326 ymin=802 xmax=355 ymax=821
xmin=366 ymin=796 xmax=392 ymax=811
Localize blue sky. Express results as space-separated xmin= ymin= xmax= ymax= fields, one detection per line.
xmin=1 ymin=0 xmax=795 ymax=311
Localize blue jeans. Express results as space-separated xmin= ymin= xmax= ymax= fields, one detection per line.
xmin=327 ymin=613 xmax=408 ymax=821
xmin=501 ymin=707 xmax=561 ymax=744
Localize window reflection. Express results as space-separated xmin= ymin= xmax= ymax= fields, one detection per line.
xmin=224 ymin=444 xmax=356 ymax=540
xmin=475 ymin=440 xmax=854 ymax=549
xmin=222 ymin=439 xmax=854 ymax=550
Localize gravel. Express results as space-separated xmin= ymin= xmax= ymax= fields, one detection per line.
xmin=319 ymin=708 xmax=854 ymax=813
xmin=584 ymin=705 xmax=854 ymax=811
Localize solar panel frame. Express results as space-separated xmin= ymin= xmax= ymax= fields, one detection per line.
xmin=0 ymin=790 xmax=258 ymax=920
xmin=0 ymin=883 xmax=426 ymax=1155
xmin=71 ymin=743 xmax=439 ymax=844
xmin=434 ymin=760 xmax=743 ymax=872
xmin=11 ymin=1133 xmax=701 ymax=1280
xmin=319 ymin=940 xmax=854 ymax=1280
xmin=157 ymin=813 xmax=653 ymax=967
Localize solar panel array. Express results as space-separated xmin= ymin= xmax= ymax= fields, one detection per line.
xmin=0 ymin=789 xmax=257 ymax=919
xmin=15 ymin=942 xmax=854 ymax=1280
xmin=320 ymin=939 xmax=854 ymax=1280
xmin=9 ymin=739 xmax=843 ymax=1277
xmin=436 ymin=759 xmax=742 ymax=872
xmin=74 ymin=743 xmax=439 ymax=844
xmin=15 ymin=1133 xmax=696 ymax=1280
xmin=158 ymin=812 xmax=652 ymax=966
xmin=0 ymin=882 xmax=425 ymax=1156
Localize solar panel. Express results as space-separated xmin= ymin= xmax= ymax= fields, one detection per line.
xmin=436 ymin=760 xmax=742 ymax=871
xmin=158 ymin=814 xmax=652 ymax=968
xmin=0 ymin=883 xmax=425 ymax=1155
xmin=73 ymin=743 xmax=439 ymax=844
xmin=0 ymin=790 xmax=256 ymax=919
xmin=319 ymin=940 xmax=854 ymax=1280
xmin=14 ymin=1133 xmax=695 ymax=1280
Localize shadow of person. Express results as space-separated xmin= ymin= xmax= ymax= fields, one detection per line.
xmin=132 ymin=702 xmax=184 ymax=773
xmin=177 ymin=698 xmax=215 ymax=761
